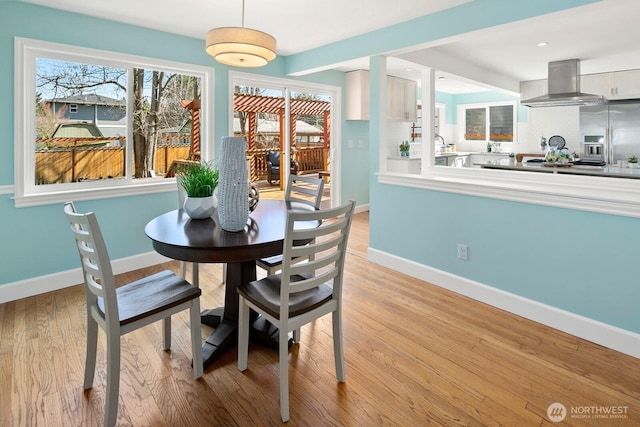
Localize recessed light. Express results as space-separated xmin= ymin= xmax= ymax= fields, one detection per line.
xmin=537 ymin=42 xmax=548 ymax=47
xmin=405 ymin=67 xmax=413 ymax=71
xmin=438 ymin=76 xmax=445 ymax=80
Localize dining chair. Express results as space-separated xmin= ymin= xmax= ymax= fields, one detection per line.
xmin=63 ymin=201 xmax=203 ymax=427
xmin=238 ymin=200 xmax=355 ymax=422
xmin=256 ymin=173 xmax=325 ymax=276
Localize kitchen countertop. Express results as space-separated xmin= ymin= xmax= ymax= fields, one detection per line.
xmin=481 ymin=162 xmax=640 ymax=179
xmin=388 ymin=151 xmax=475 ymax=160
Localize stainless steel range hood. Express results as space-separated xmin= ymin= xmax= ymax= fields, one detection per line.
xmin=521 ymin=59 xmax=607 ymax=107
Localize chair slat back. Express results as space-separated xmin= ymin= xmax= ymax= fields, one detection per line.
xmin=286 ymin=174 xmax=325 ymax=209
xmin=64 ymin=202 xmax=118 ymax=315
xmin=280 ymin=201 xmax=355 ymax=307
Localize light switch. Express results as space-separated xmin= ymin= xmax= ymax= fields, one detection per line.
xmin=347 ymin=140 xmax=354 ymax=148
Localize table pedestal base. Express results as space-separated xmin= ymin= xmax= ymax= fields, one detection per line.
xmin=201 ymin=307 xmax=223 ymax=328
xmin=251 ymin=316 xmax=294 ymax=350
xmin=200 ymin=308 xmax=293 ymax=370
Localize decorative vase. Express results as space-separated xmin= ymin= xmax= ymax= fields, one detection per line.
xmin=249 ymin=184 xmax=260 ymax=212
xmin=218 ymin=136 xmax=249 ymax=232
xmin=183 ymin=195 xmax=215 ymax=219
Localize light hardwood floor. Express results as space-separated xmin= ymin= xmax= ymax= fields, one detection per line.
xmin=1 ymin=211 xmax=639 ymax=426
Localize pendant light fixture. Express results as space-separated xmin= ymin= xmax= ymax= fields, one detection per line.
xmin=205 ymin=0 xmax=277 ymax=67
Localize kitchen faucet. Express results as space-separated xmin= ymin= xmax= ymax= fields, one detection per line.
xmin=435 ymin=133 xmax=445 ymax=152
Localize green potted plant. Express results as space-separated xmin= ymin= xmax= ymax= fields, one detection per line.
xmin=178 ymin=161 xmax=219 ymax=219
xmin=628 ymin=155 xmax=638 ymax=169
xmin=399 ymin=141 xmax=410 ymax=157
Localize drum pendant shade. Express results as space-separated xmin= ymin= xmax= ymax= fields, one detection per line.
xmin=206 ymin=27 xmax=276 ymax=67
xmin=205 ymin=0 xmax=277 ymax=68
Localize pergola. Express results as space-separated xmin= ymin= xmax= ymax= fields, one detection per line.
xmin=233 ymin=93 xmax=330 ymax=151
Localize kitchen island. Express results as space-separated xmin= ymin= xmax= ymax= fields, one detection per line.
xmin=481 ymin=162 xmax=640 ymax=179
xmin=387 ymin=152 xmax=472 ymax=173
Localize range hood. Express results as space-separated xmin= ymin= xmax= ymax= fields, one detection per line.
xmin=521 ymin=59 xmax=608 ymax=107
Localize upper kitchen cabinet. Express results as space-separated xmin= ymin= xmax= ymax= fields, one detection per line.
xmin=520 ymin=79 xmax=547 ymax=101
xmin=581 ymin=69 xmax=640 ymax=100
xmin=387 ymin=76 xmax=417 ymax=122
xmin=345 ymin=70 xmax=417 ymax=121
xmin=345 ymin=70 xmax=370 ymax=120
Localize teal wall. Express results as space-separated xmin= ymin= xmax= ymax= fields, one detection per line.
xmin=4 ymin=0 xmax=637 ymax=338
xmin=369 ymin=184 xmax=640 ymax=330
xmin=0 ymin=2 xmax=362 ymax=284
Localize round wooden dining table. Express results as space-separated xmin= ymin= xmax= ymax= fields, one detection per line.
xmin=144 ymin=199 xmax=315 ymax=369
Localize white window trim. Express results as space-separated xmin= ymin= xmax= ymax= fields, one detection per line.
xmin=378 ymin=166 xmax=640 ymax=218
xmin=229 ymin=71 xmax=342 ymax=207
xmin=13 ymin=37 xmax=214 ymax=208
xmin=458 ymin=100 xmax=517 ymax=143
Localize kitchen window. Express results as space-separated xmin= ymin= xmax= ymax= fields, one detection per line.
xmin=462 ymin=102 xmax=515 ymax=142
xmin=14 ymin=38 xmax=213 ymax=207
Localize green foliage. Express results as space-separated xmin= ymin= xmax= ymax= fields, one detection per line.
xmin=628 ymin=155 xmax=638 ymax=163
xmin=179 ymin=162 xmax=219 ymax=197
xmin=399 ymin=141 xmax=410 ymax=152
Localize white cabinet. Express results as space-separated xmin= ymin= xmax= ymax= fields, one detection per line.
xmin=580 ymin=69 xmax=640 ymax=100
xmin=469 ymin=153 xmax=510 ymax=167
xmin=387 ymin=76 xmax=417 ymax=122
xmin=580 ymin=73 xmax=609 ymax=97
xmin=387 ymin=158 xmax=421 ymax=174
xmin=345 ymin=70 xmax=370 ymax=120
xmin=609 ymin=70 xmax=640 ymax=99
xmin=520 ymin=79 xmax=547 ymax=100
xmin=345 ymin=70 xmax=416 ymax=121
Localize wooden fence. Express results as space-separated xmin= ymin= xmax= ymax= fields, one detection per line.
xmin=35 ymin=142 xmax=190 ymax=184
xmin=35 ymin=138 xmax=328 ymax=184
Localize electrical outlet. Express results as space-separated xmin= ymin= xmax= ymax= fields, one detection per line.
xmin=457 ymin=244 xmax=468 ymax=260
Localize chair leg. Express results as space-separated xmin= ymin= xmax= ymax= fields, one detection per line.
xmin=104 ymin=333 xmax=121 ymax=427
xmin=162 ymin=316 xmax=171 ymax=350
xmin=332 ymin=309 xmax=345 ymax=382
xmin=83 ymin=315 xmax=98 ymax=390
xmin=237 ymin=297 xmax=250 ymax=371
xmin=221 ymin=263 xmax=227 ymax=285
xmin=179 ymin=261 xmax=186 ymax=279
xmin=190 ymin=299 xmax=203 ymax=379
xmin=192 ymin=262 xmax=199 ymax=287
xmin=293 ymin=328 xmax=301 ymax=343
xmin=279 ymin=327 xmax=290 ymax=422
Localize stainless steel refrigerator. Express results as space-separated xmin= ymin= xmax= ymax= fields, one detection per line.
xmin=580 ymin=102 xmax=640 ymax=164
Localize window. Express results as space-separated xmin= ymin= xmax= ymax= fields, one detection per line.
xmin=463 ymin=102 xmax=515 ymax=142
xmin=14 ymin=38 xmax=213 ymax=207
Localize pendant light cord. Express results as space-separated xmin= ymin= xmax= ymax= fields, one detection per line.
xmin=241 ymin=0 xmax=245 ymax=28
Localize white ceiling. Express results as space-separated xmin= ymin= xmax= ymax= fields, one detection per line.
xmin=23 ymin=0 xmax=640 ymax=94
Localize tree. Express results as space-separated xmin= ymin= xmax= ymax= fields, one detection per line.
xmin=35 ymin=96 xmax=67 ymax=141
xmin=36 ymin=58 xmax=200 ymax=178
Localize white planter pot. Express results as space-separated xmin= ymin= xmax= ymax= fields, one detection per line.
xmin=183 ymin=195 xmax=216 ymax=219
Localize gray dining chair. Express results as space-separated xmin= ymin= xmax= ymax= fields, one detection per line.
xmin=238 ymin=200 xmax=355 ymax=422
xmin=255 ymin=173 xmax=325 ymax=276
xmin=64 ymin=201 xmax=203 ymax=427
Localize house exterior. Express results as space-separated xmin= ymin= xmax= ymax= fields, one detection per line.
xmin=1 ymin=0 xmax=639 ymax=360
xmin=48 ymin=93 xmax=126 ymax=137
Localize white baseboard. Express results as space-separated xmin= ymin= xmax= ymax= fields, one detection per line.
xmin=0 ymin=252 xmax=170 ymax=304
xmin=367 ymin=248 xmax=640 ymax=360
xmin=354 ymin=203 xmax=369 ymax=214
